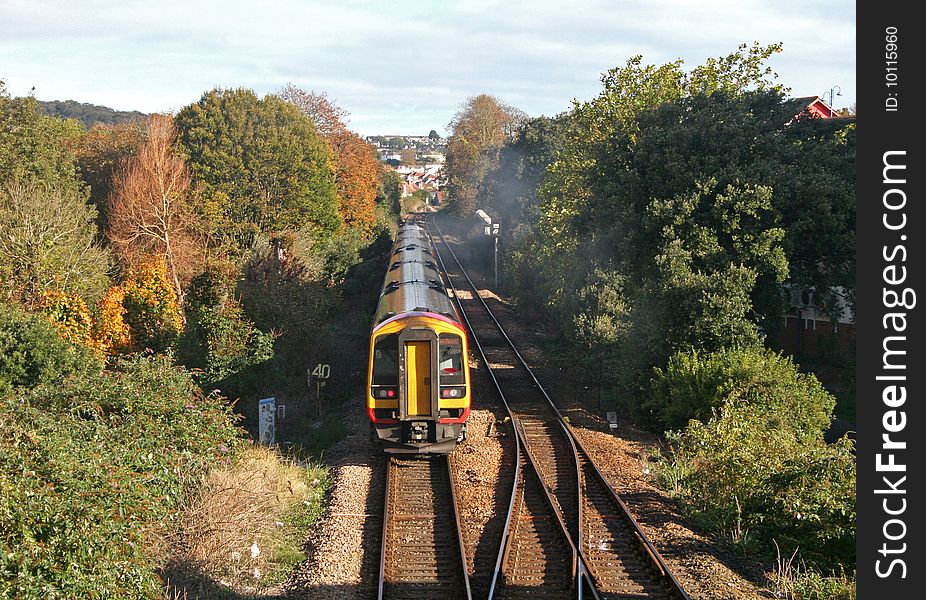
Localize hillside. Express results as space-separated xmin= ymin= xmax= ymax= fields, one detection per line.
xmin=35 ymin=98 xmax=146 ymax=128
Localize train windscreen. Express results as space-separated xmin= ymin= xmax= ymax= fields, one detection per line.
xmin=438 ymin=334 xmax=465 ymax=385
xmin=372 ymin=333 xmax=398 ymax=386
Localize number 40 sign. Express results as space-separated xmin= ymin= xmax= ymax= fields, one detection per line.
xmin=311 ymin=363 xmax=331 ymax=380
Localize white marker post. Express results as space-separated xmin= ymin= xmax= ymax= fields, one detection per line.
xmin=258 ymin=397 xmax=276 ymax=446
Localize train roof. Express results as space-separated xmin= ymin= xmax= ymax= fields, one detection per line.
xmin=372 ymin=223 xmax=459 ymax=328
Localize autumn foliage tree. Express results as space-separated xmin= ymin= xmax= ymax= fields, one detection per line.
xmin=71 ymin=120 xmax=146 ymax=233
xmin=445 ymin=94 xmax=526 ymax=216
xmin=108 ymin=114 xmax=200 ymax=305
xmin=279 ymin=85 xmax=381 ymax=233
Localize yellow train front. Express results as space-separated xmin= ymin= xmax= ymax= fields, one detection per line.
xmin=366 ymin=222 xmax=471 ymax=453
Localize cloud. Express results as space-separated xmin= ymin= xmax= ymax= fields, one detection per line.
xmin=0 ymin=0 xmax=855 ymax=134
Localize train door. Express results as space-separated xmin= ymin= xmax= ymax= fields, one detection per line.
xmin=404 ymin=341 xmax=431 ymax=416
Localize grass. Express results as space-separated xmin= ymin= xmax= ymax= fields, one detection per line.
xmin=164 ymin=444 xmax=331 ymax=598
xmin=770 ymin=542 xmax=856 ymax=600
xmin=284 ymin=415 xmax=350 ymax=461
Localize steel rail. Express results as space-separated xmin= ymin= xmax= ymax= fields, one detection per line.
xmin=426 ymin=216 xmax=581 ymax=599
xmin=377 ymin=454 xmax=472 ymax=600
xmin=428 ymin=213 xmax=690 ymax=600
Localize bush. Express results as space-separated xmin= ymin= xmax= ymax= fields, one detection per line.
xmin=38 ymin=289 xmax=100 ymax=352
xmin=653 ymin=346 xmax=855 ymax=571
xmin=0 ymin=303 xmax=100 ymax=393
xmin=0 ymin=355 xmax=243 ymax=599
xmin=121 ymin=257 xmax=185 ymax=353
xmin=646 ymin=345 xmax=834 ymax=433
xmin=95 ymin=285 xmax=132 ymax=355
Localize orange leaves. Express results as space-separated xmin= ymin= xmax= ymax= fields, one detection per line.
xmin=278 ymin=85 xmax=381 ymax=234
xmin=108 ymin=114 xmax=201 ymax=301
xmin=39 ymin=258 xmax=185 ymax=357
xmin=39 ymin=290 xmax=98 ymax=350
xmin=96 ymin=286 xmax=132 ymax=355
xmin=120 ymin=256 xmax=185 ymax=353
xmin=328 ymin=129 xmax=380 ymax=233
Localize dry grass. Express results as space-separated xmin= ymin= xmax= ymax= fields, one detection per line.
xmin=769 ymin=541 xmax=856 ymax=600
xmin=163 ymin=444 xmax=329 ymax=598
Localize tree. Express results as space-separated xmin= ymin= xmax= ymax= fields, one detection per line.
xmin=0 ymin=81 xmax=84 ymax=190
xmin=279 ymin=85 xmax=382 ymax=234
xmin=378 ymin=168 xmax=402 ymax=216
xmin=428 ymin=129 xmax=440 ymax=140
xmin=277 ymin=85 xmax=348 ymax=137
xmin=175 ymin=88 xmax=340 ymax=254
xmin=0 ymin=177 xmax=111 ymax=306
xmin=445 ymin=94 xmax=526 ymax=216
xmin=71 ymin=120 xmax=147 ymax=234
xmin=537 ymin=43 xmax=784 ymax=253
xmin=108 ymin=114 xmax=200 ymax=305
xmin=0 ymin=81 xmax=111 ymax=305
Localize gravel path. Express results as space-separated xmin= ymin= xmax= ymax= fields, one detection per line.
xmin=286 ymin=412 xmax=384 ymax=600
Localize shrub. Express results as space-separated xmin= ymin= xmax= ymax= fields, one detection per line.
xmin=95 ymin=285 xmax=132 ymax=354
xmin=177 ymin=269 xmax=275 ymax=398
xmin=38 ymin=289 xmax=99 ymax=351
xmin=0 ymin=302 xmax=100 ymax=393
xmin=653 ymin=346 xmax=855 ymax=571
xmin=0 ymin=355 xmax=243 ymax=599
xmin=646 ymin=345 xmax=834 ymax=433
xmin=121 ymin=257 xmax=185 ymax=353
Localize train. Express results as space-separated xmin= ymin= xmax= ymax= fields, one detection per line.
xmin=366 ymin=220 xmax=472 ymax=453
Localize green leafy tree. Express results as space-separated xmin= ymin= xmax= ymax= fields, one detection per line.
xmin=0 ymin=82 xmax=112 ymax=306
xmin=0 ymin=81 xmax=84 ymax=189
xmin=178 ymin=269 xmax=275 ymax=387
xmin=175 ymin=88 xmax=340 ymax=254
xmin=378 ymin=168 xmax=402 ymax=216
xmin=0 ymin=177 xmax=111 ymax=306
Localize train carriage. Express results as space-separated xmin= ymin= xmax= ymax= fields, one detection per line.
xmin=367 ymin=221 xmax=471 ymax=453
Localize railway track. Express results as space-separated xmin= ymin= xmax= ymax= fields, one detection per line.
xmin=378 ymin=455 xmax=472 ymax=600
xmin=427 ymin=215 xmax=690 ymax=600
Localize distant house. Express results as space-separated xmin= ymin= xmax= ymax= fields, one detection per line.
xmin=773 ymin=98 xmax=855 ymax=384
xmin=784 ymin=96 xmax=855 ymax=123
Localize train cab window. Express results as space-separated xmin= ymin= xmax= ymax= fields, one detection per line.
xmin=372 ymin=334 xmax=398 ymax=386
xmin=438 ymin=334 xmax=465 ymax=385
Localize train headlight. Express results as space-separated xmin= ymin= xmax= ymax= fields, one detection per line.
xmin=441 ymin=387 xmax=463 ymax=398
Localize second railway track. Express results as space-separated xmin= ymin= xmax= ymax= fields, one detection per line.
xmin=427 ymin=214 xmax=691 ymax=600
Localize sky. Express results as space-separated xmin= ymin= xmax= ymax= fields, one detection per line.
xmin=1 ymin=0 xmax=856 ymax=136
